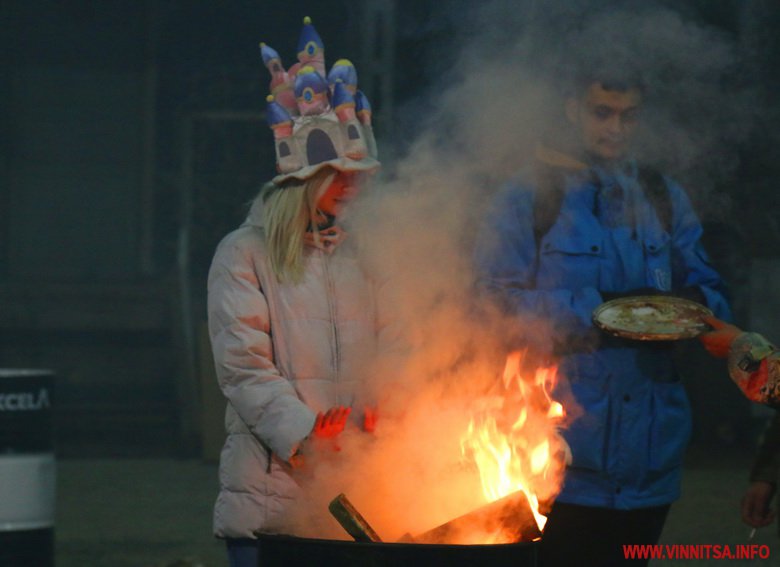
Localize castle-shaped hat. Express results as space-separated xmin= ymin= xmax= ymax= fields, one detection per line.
xmin=261 ymin=17 xmax=380 ymax=185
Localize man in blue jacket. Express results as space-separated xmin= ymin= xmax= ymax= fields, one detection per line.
xmin=474 ymin=67 xmax=732 ymax=566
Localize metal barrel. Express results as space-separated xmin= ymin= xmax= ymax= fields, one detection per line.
xmin=255 ymin=534 xmax=539 ymax=566
xmin=0 ymin=369 xmax=56 ymax=567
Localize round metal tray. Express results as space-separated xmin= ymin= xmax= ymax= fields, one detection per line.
xmin=592 ymin=295 xmax=712 ymax=341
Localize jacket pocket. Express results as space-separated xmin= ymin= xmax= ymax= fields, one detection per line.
xmin=561 ymin=362 xmax=609 ymax=472
xmin=649 ymin=381 xmax=691 ymax=472
xmin=538 ymin=229 xmax=602 ymax=289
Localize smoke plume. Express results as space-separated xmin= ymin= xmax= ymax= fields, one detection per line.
xmin=286 ymin=0 xmax=760 ymax=541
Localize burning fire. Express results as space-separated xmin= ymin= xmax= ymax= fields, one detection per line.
xmin=460 ymin=350 xmax=567 ymax=540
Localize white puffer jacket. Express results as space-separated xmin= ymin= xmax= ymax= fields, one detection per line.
xmin=207 ymin=208 xmax=378 ymax=538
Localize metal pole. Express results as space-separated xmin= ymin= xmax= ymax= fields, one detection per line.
xmin=174 ymin=115 xmax=199 ymax=455
xmin=139 ymin=0 xmax=160 ymax=276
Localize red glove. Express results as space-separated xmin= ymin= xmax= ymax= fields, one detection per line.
xmin=312 ymin=406 xmax=351 ymax=439
xmin=698 ymin=315 xmax=743 ymax=358
xmin=363 ymin=406 xmax=378 ymax=433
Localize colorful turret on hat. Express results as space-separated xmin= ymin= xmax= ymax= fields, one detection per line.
xmin=260 ymin=16 xmax=380 ymax=185
xmin=296 ymin=16 xmax=326 ymax=77
xmin=259 ymin=43 xmax=297 ymax=114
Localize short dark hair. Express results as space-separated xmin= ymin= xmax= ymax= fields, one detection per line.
xmin=568 ymin=56 xmax=645 ymax=98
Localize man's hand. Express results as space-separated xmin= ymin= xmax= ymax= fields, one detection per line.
xmin=312 ymin=406 xmax=351 ymax=439
xmin=741 ymin=481 xmax=777 ymax=528
xmin=553 ymin=433 xmax=572 ymax=466
xmin=698 ymin=315 xmax=743 ymax=358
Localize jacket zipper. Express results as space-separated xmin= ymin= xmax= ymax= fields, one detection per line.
xmin=323 ymin=253 xmax=340 ymax=381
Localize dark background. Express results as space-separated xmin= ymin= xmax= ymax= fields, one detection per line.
xmin=1 ymin=0 xmax=778 ymax=459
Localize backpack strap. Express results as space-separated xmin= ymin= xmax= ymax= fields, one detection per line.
xmin=532 ymin=162 xmax=567 ymax=248
xmin=637 ymin=165 xmax=673 ymax=234
xmin=532 ymin=162 xmax=674 ymax=246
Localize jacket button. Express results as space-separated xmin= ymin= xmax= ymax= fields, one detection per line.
xmin=615 ymin=486 xmax=622 ymax=494
xmin=544 ymin=242 xmax=552 ymax=250
xmin=649 ymin=245 xmax=657 ymax=251
xmin=591 ymin=245 xmax=599 ymax=252
xmin=623 ymin=394 xmax=631 ymax=402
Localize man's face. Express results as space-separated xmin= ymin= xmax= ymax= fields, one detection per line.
xmin=566 ymin=82 xmax=642 ymax=162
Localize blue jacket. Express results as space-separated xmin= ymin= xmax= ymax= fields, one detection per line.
xmin=474 ymin=161 xmax=731 ymax=509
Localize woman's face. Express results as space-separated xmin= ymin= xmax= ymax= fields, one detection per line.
xmin=317 ymin=171 xmax=364 ymax=217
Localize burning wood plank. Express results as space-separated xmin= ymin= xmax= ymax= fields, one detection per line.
xmin=328 ymin=493 xmax=383 ymax=542
xmin=404 ymin=490 xmax=542 ymax=545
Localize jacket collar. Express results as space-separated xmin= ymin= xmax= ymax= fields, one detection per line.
xmin=304 ymin=225 xmax=347 ymax=253
xmin=534 ymin=144 xmax=589 ymax=171
xmin=534 ymin=144 xmax=637 ymax=186
xmin=243 ymin=195 xmax=347 ymax=253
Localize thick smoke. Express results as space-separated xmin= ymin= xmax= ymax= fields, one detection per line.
xmin=394 ymin=0 xmax=759 ymax=214
xmin=286 ymin=0 xmax=760 ymax=541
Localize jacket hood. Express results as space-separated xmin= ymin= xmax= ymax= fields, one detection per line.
xmin=244 ymin=194 xmax=265 ymax=228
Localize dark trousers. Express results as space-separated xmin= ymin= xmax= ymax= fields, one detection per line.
xmin=226 ymin=538 xmax=259 ymax=567
xmin=539 ymin=502 xmax=670 ymax=567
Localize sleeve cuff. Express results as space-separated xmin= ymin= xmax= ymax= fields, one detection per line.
xmin=579 ymin=287 xmax=604 ymax=327
xmin=257 ymin=401 xmax=317 ymax=462
xmin=699 ymin=285 xmax=732 ymax=321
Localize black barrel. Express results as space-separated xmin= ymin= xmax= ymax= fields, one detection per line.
xmin=0 ymin=369 xmax=56 ymax=567
xmin=256 ymin=534 xmax=539 ymax=567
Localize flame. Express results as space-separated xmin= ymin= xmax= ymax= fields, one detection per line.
xmin=460 ymin=350 xmax=566 ymax=539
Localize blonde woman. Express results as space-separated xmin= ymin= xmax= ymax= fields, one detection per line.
xmin=208 ymin=166 xmax=379 ymax=566
xmin=209 ymin=18 xmax=383 ymax=565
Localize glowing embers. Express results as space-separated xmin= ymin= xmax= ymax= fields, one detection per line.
xmin=460 ymin=350 xmax=567 ymax=540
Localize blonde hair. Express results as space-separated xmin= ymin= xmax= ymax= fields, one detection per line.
xmin=261 ymin=167 xmax=336 ymax=283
